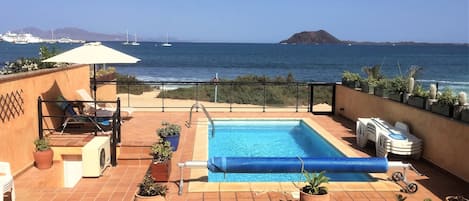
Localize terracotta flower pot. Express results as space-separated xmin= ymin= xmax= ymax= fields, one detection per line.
xmin=299 ymin=191 xmax=330 ymax=201
xmin=150 ymin=160 xmax=171 ymax=182
xmin=134 ymin=194 xmax=166 ymax=201
xmin=33 ymin=149 xmax=54 ymax=169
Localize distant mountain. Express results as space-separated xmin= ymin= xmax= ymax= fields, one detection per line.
xmin=13 ymin=27 xmax=125 ymax=41
xmin=280 ymin=30 xmax=341 ymax=44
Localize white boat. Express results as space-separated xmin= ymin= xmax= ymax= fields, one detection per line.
xmin=122 ymin=30 xmax=131 ymax=45
xmin=161 ymin=33 xmax=172 ymax=47
xmin=57 ymin=37 xmax=85 ymax=44
xmin=1 ymin=32 xmax=18 ymax=43
xmin=131 ymin=33 xmax=140 ymax=46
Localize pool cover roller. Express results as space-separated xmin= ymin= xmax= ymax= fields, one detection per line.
xmin=178 ymin=157 xmax=420 ymax=195
xmin=207 ymin=157 xmax=388 ymax=173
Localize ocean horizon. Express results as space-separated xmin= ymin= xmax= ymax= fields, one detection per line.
xmin=1 ymin=41 xmax=468 ymax=93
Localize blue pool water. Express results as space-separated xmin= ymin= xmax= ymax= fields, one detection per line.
xmin=208 ymin=120 xmax=373 ymax=182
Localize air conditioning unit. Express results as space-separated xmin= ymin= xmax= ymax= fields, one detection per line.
xmin=82 ymin=136 xmax=111 ymax=177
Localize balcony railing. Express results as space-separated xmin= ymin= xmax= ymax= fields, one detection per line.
xmin=96 ymin=80 xmax=337 ymax=113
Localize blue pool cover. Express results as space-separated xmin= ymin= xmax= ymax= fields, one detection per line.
xmin=208 ymin=157 xmax=388 ymax=173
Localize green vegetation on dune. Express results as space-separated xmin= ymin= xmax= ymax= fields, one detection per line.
xmin=116 ymin=73 xmax=154 ymax=95
xmin=157 ymin=74 xmax=332 ymax=106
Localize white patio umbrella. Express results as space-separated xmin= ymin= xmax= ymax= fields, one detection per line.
xmin=43 ymin=41 xmax=140 ymax=99
xmin=43 ymin=42 xmax=140 ymax=132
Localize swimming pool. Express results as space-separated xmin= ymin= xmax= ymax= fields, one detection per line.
xmin=208 ymin=120 xmax=373 ymax=182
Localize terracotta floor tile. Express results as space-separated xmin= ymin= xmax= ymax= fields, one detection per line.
xmin=236 ymin=192 xmax=254 ymax=199
xmin=204 ymin=192 xmax=220 ymax=199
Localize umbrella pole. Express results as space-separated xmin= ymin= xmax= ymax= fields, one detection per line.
xmin=93 ymin=64 xmax=98 ymax=136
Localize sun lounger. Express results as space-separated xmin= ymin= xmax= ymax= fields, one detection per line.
xmin=356 ymin=118 xmax=423 ymax=159
xmin=56 ymin=95 xmax=110 ymax=134
xmin=76 ymin=89 xmax=134 ymax=117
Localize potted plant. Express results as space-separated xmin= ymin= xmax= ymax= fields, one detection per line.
xmin=431 ymin=87 xmax=456 ymax=117
xmin=404 ymin=65 xmax=423 ymax=102
xmin=135 ymin=174 xmax=168 ymax=201
xmin=374 ymin=79 xmax=391 ymax=98
xmin=360 ymin=65 xmax=382 ymax=94
xmin=407 ymin=84 xmax=428 ymax=109
xmin=388 ymin=77 xmax=408 ymax=102
xmin=341 ymin=71 xmax=361 ymax=89
xmin=150 ymin=140 xmax=173 ymax=182
xmin=33 ymin=138 xmax=53 ymax=169
xmin=157 ymin=121 xmax=181 ymax=151
xmin=426 ymin=84 xmax=438 ymax=110
xmin=299 ymin=171 xmax=330 ymax=201
xmin=453 ymin=92 xmax=468 ymax=120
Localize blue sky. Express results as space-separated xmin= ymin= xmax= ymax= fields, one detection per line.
xmin=1 ymin=0 xmax=468 ymax=43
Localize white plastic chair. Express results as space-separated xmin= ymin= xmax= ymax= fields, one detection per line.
xmin=0 ymin=162 xmax=15 ymax=201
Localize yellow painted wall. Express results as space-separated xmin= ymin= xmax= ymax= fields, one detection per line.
xmin=0 ymin=65 xmax=90 ymax=175
xmin=335 ymin=85 xmax=469 ymax=182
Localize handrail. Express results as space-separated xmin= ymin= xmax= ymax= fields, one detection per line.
xmin=185 ymin=103 xmax=215 ymax=137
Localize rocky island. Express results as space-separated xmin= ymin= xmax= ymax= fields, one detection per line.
xmin=280 ymin=30 xmax=342 ymax=44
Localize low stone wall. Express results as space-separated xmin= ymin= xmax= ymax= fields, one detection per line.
xmin=335 ymin=85 xmax=469 ymax=182
xmin=0 ymin=65 xmax=89 ymax=175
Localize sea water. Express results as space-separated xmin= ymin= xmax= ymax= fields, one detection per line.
xmin=1 ymin=42 xmax=468 ymax=92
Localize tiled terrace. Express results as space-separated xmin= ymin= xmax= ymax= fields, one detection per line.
xmin=13 ymin=112 xmax=469 ymax=201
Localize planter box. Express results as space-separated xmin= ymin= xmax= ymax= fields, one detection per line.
xmin=360 ymin=81 xmax=374 ymax=94
xmin=407 ymin=96 xmax=427 ymax=109
xmin=426 ymin=99 xmax=438 ymax=110
xmin=151 ymin=160 xmax=171 ymax=182
xmin=388 ymin=93 xmax=403 ymax=102
xmin=162 ymin=135 xmax=180 ymax=151
xmin=342 ymin=79 xmax=360 ymax=89
xmin=431 ymin=103 xmax=454 ymax=117
xmin=461 ymin=109 xmax=469 ymax=123
xmin=374 ymin=87 xmax=389 ymax=98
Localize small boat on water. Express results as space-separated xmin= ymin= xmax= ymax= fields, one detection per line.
xmin=131 ymin=33 xmax=140 ymax=46
xmin=122 ymin=30 xmax=131 ymax=45
xmin=161 ymin=33 xmax=172 ymax=47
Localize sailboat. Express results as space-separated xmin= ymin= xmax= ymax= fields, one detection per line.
xmin=161 ymin=33 xmax=172 ymax=47
xmin=122 ymin=30 xmax=131 ymax=45
xmin=131 ymin=33 xmax=140 ymax=46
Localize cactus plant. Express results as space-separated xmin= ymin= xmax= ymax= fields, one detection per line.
xmin=429 ymin=84 xmax=437 ymax=99
xmin=408 ymin=77 xmax=415 ymax=94
xmin=458 ymin=92 xmax=467 ymax=106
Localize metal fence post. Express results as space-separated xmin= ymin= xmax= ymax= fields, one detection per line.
xmin=37 ymin=97 xmax=44 ymax=139
xmin=263 ymin=83 xmax=266 ymax=112
xmin=230 ymin=82 xmax=233 ymax=112
xmin=162 ymin=82 xmax=165 ymax=112
xmin=332 ymin=83 xmax=336 ymax=115
xmin=127 ymin=81 xmax=130 ymax=107
xmin=296 ymin=83 xmax=299 ymax=112
xmin=309 ymin=84 xmax=314 ymax=113
xmin=117 ymin=97 xmax=121 ymax=143
xmin=196 ymin=83 xmax=199 ymax=112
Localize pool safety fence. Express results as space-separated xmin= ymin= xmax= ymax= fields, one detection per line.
xmin=96 ymin=80 xmax=336 ymax=114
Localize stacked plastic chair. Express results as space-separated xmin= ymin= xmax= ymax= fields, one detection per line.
xmin=0 ymin=162 xmax=15 ymax=201
xmin=356 ymin=118 xmax=423 ymax=159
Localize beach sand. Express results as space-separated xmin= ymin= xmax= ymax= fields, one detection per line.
xmin=117 ymin=90 xmax=331 ymax=112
